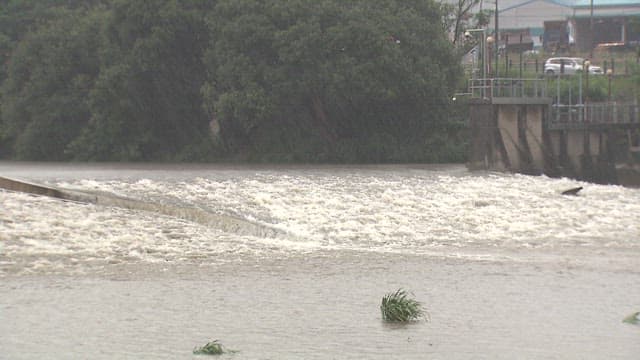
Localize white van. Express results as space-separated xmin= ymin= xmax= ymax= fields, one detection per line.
xmin=544 ymin=57 xmax=602 ymax=75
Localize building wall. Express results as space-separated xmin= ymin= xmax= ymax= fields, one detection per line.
xmin=573 ymin=4 xmax=640 ymax=18
xmin=488 ymin=0 xmax=574 ymax=31
xmin=491 ymin=0 xmax=640 ymax=31
xmin=485 ymin=0 xmax=640 ymax=52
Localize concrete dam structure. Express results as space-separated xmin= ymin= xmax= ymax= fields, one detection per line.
xmin=466 ymin=78 xmax=640 ymax=185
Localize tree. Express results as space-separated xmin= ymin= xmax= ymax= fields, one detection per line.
xmin=0 ymin=0 xmax=107 ymax=78
xmin=442 ymin=0 xmax=481 ymax=45
xmin=68 ymin=0 xmax=215 ymax=160
xmin=1 ymin=0 xmax=464 ymax=162
xmin=0 ymin=7 xmax=103 ymax=160
xmin=204 ymin=0 xmax=460 ymax=162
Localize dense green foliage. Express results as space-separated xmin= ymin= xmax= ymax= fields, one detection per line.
xmin=380 ymin=288 xmax=427 ymax=322
xmin=0 ymin=0 xmax=463 ymax=162
xmin=546 ymin=75 xmax=610 ymax=105
xmin=193 ymin=340 xmax=236 ymax=355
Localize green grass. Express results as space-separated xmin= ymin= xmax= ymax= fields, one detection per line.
xmin=193 ymin=340 xmax=235 ymax=356
xmin=380 ymin=288 xmax=428 ymax=322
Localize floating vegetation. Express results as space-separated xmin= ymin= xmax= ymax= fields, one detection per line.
xmin=380 ymin=288 xmax=427 ymax=322
xmin=622 ymin=311 xmax=640 ymax=325
xmin=193 ymin=340 xmax=236 ymax=356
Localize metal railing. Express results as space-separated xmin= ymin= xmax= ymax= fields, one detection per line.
xmin=467 ymin=77 xmax=640 ymax=128
xmin=469 ymin=78 xmax=547 ymax=99
xmin=549 ymin=102 xmax=640 ymax=128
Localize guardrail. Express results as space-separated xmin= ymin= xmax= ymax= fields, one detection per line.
xmin=549 ymin=102 xmax=640 ymax=128
xmin=467 ymin=77 xmax=640 ymax=128
xmin=469 ymin=78 xmax=547 ymax=99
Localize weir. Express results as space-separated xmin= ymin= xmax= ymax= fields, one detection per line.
xmin=0 ymin=176 xmax=284 ymax=238
xmin=466 ymin=77 xmax=640 ymax=185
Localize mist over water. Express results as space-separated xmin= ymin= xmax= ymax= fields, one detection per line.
xmin=1 ymin=163 xmax=639 ymax=359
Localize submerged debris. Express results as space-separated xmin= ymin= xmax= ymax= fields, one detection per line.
xmin=561 ymin=186 xmax=583 ymax=196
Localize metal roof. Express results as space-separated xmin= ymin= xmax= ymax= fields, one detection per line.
xmin=499 ymin=0 xmax=570 ymax=13
xmin=571 ymin=0 xmax=640 ymax=6
xmin=500 ymin=0 xmax=640 ymax=12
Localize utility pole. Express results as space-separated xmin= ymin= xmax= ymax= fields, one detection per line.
xmin=495 ymin=0 xmax=499 ymax=78
xmin=590 ymin=0 xmax=594 ymax=59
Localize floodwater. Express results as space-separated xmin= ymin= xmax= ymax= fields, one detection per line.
xmin=1 ymin=162 xmax=639 ymax=359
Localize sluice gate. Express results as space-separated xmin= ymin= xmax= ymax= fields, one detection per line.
xmin=466 ymin=78 xmax=640 ymax=185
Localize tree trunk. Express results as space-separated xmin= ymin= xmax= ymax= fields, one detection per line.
xmin=310 ymin=95 xmax=337 ymax=144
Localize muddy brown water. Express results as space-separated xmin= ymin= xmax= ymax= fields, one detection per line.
xmin=1 ymin=162 xmax=639 ymax=359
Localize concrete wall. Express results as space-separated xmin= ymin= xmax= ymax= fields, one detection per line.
xmin=548 ymin=131 xmax=561 ymax=159
xmin=526 ymin=106 xmax=545 ymax=169
xmin=566 ymin=130 xmax=585 ymax=171
xmin=488 ymin=0 xmax=574 ymax=31
xmin=496 ymin=104 xmax=546 ymax=173
xmin=497 ymin=105 xmax=520 ymax=170
xmin=468 ymin=99 xmax=630 ymax=184
xmin=0 ymin=176 xmax=96 ymax=203
xmin=589 ymin=132 xmax=601 ymax=156
xmin=468 ymin=102 xmax=496 ymax=170
xmin=561 ymin=130 xmax=603 ymax=171
xmin=470 ymin=101 xmax=547 ymax=174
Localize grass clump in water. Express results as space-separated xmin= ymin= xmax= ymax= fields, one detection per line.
xmin=193 ymin=340 xmax=234 ymax=356
xmin=380 ymin=288 xmax=428 ymax=322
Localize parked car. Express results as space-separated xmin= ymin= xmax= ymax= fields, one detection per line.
xmin=544 ymin=57 xmax=602 ymax=75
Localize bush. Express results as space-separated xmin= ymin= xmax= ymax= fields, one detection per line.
xmin=193 ymin=340 xmax=235 ymax=356
xmin=380 ymin=288 xmax=428 ymax=322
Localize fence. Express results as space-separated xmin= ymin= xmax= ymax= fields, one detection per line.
xmin=467 ymin=77 xmax=640 ymax=128
xmin=549 ymin=102 xmax=640 ymax=128
xmin=469 ymin=78 xmax=547 ymax=99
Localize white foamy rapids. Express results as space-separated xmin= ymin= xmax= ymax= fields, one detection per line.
xmin=60 ymin=171 xmax=640 ymax=250
xmin=3 ymin=167 xmax=640 ymax=274
xmin=0 ymin=191 xmax=284 ymax=276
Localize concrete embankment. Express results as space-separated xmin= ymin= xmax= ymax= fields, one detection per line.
xmin=467 ymin=101 xmax=637 ymax=185
xmin=0 ymin=175 xmax=282 ymax=238
xmin=0 ymin=176 xmax=97 ymax=203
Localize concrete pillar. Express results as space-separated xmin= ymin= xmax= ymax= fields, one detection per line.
xmin=588 ymin=131 xmax=600 ymax=156
xmin=548 ymin=131 xmax=562 ymax=161
xmin=525 ymin=105 xmax=545 ymax=171
xmin=566 ymin=130 xmax=585 ymax=172
xmin=468 ymin=102 xmax=496 ymax=170
xmin=497 ymin=105 xmax=520 ymax=170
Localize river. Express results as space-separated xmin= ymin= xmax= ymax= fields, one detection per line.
xmin=0 ymin=162 xmax=638 ymax=359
